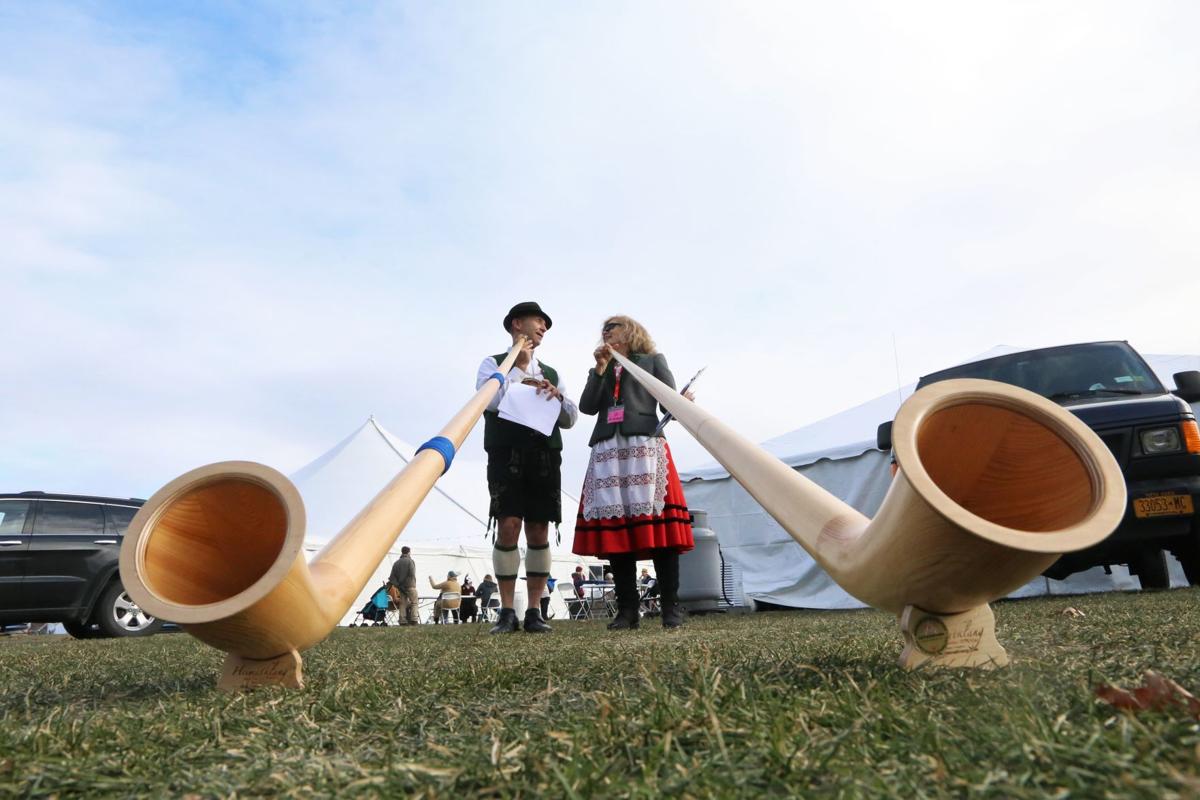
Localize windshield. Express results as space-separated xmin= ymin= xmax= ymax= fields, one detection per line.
xmin=917 ymin=342 xmax=1165 ymax=400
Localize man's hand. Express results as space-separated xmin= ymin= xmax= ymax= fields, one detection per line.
xmin=534 ymin=379 xmax=562 ymax=401
xmin=514 ymin=335 xmax=534 ymax=370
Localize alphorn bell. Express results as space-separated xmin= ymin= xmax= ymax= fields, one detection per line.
xmin=608 ymin=349 xmax=1126 ymax=668
xmin=119 ymin=341 xmax=528 ymax=689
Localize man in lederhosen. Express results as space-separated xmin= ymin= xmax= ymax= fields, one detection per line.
xmin=475 ymin=301 xmax=579 ymax=633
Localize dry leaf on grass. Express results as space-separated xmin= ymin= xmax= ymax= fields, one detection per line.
xmin=1095 ymin=671 xmax=1200 ymax=718
xmin=1061 ymin=607 xmax=1085 ymax=618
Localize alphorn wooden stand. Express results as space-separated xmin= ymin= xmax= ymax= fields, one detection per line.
xmin=219 ymin=650 xmax=304 ymax=690
xmin=608 ymin=350 xmax=1126 ymax=670
xmin=897 ymin=604 xmax=1008 ymax=670
xmin=120 ymin=341 xmax=528 ymax=690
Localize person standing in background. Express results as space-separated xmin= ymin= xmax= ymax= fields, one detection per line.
xmin=387 ymin=546 xmax=419 ymax=625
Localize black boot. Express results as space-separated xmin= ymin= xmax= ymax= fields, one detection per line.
xmin=523 ymin=608 xmax=552 ymax=634
xmin=607 ymin=606 xmax=640 ymax=630
xmin=653 ymin=551 xmax=684 ymax=629
xmin=607 ymin=555 xmax=640 ymax=630
xmin=489 ymin=607 xmax=520 ymax=634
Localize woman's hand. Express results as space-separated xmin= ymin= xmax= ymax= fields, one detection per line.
xmin=593 ymin=345 xmax=611 ymax=372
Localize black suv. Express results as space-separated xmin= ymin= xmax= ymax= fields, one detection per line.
xmin=0 ymin=492 xmax=166 ymax=638
xmin=878 ymin=341 xmax=1200 ymax=589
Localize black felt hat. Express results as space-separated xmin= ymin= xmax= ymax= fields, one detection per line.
xmin=503 ymin=301 xmax=553 ymax=332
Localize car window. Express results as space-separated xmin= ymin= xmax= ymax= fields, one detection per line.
xmin=105 ymin=505 xmax=138 ymax=535
xmin=919 ymin=343 xmax=1165 ymax=398
xmin=0 ymin=500 xmax=32 ymax=536
xmin=33 ymin=501 xmax=105 ymax=536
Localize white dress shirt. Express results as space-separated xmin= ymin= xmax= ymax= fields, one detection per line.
xmin=476 ymin=354 xmax=579 ymax=430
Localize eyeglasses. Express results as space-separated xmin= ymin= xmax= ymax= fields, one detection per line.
xmin=602 ymin=322 xmax=623 ymax=332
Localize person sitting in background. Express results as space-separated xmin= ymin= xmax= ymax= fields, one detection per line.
xmin=429 ymin=571 xmax=462 ymax=624
xmin=640 ymin=568 xmax=659 ymax=595
xmin=459 ymin=576 xmax=478 ymax=623
xmin=477 ymin=574 xmax=499 ymax=621
xmin=567 ymin=568 xmax=587 ymax=619
xmin=601 ymin=572 xmax=616 ymax=610
xmin=640 ymin=567 xmax=659 ymax=613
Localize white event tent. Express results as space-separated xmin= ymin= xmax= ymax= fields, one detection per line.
xmin=291 ymin=417 xmax=598 ymax=626
xmin=680 ymin=349 xmax=1200 ymax=609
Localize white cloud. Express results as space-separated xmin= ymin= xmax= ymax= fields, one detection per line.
xmin=1 ymin=2 xmax=1197 ymax=501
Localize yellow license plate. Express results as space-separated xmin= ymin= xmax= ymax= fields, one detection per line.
xmin=1133 ymin=494 xmax=1195 ymax=518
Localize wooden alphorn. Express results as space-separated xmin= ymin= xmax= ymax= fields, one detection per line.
xmin=609 ymin=349 xmax=1126 ymax=668
xmin=119 ymin=341 xmax=527 ymax=688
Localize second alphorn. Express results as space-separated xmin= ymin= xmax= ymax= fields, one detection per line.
xmin=609 ymin=349 xmax=1126 ymax=668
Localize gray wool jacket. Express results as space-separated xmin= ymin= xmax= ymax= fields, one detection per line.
xmin=579 ymin=352 xmax=676 ymax=447
xmin=388 ymin=554 xmax=416 ymax=589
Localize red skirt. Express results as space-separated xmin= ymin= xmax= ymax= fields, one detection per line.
xmin=572 ymin=440 xmax=694 ymax=559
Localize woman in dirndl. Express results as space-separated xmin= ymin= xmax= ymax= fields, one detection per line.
xmin=572 ymin=315 xmax=694 ymax=629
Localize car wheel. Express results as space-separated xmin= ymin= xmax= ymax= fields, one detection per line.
xmin=62 ymin=620 xmax=99 ymax=639
xmin=95 ymin=581 xmax=165 ymax=638
xmin=1129 ymin=549 xmax=1170 ymax=590
xmin=1175 ymin=534 xmax=1200 ymax=586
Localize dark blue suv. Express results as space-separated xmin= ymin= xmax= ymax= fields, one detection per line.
xmin=0 ymin=492 xmax=165 ymax=637
xmin=879 ymin=341 xmax=1200 ymax=589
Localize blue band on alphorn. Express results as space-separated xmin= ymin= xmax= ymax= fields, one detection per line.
xmin=416 ymin=436 xmax=456 ymax=475
xmin=489 ymin=371 xmax=506 ymax=386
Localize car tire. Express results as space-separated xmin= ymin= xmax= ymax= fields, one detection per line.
xmin=1176 ymin=534 xmax=1200 ymax=587
xmin=94 ymin=581 xmax=164 ymax=638
xmin=1129 ymin=549 xmax=1170 ymax=590
xmin=62 ymin=620 xmax=99 ymax=639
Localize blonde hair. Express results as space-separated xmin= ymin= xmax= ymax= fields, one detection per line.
xmin=602 ymin=315 xmax=656 ymax=355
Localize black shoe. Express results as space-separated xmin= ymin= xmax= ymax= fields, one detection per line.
xmin=523 ymin=609 xmax=552 ymax=634
xmin=607 ymin=607 xmax=640 ymax=630
xmin=490 ymin=608 xmax=520 ymax=634
xmin=661 ymin=604 xmax=685 ymax=629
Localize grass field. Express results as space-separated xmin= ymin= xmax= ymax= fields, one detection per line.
xmin=1 ymin=589 xmax=1198 ymax=798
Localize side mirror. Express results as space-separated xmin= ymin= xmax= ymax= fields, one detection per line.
xmin=876 ymin=421 xmax=893 ymax=451
xmin=1172 ymin=371 xmax=1200 ymax=403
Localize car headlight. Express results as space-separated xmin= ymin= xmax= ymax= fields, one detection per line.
xmin=1140 ymin=427 xmax=1182 ymax=454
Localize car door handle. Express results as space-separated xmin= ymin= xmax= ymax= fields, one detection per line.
xmin=0 ymin=540 xmax=23 ymax=546
xmin=93 ymin=539 xmax=118 ymax=545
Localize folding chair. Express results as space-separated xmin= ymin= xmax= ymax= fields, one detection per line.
xmin=581 ymin=585 xmax=612 ymax=620
xmin=600 ymin=586 xmax=618 ymax=619
xmin=559 ymin=583 xmax=589 ymax=620
xmin=431 ymin=592 xmax=461 ymax=624
xmin=477 ymin=596 xmax=500 ymax=622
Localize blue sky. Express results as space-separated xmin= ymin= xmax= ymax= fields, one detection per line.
xmin=2 ymin=2 xmax=1198 ymax=500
